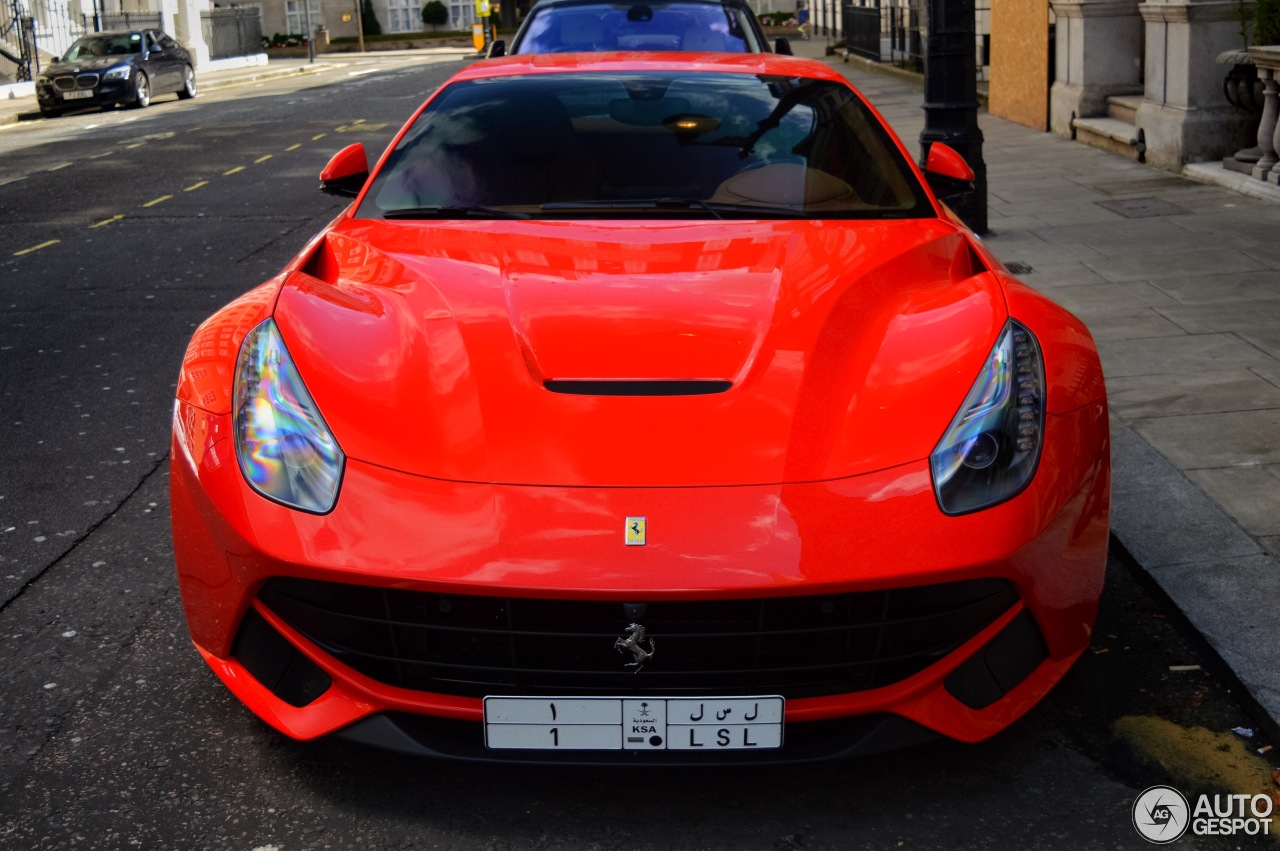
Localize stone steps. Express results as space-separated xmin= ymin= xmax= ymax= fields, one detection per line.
xmin=1073 ymin=92 xmax=1147 ymax=162
xmin=1107 ymin=94 xmax=1144 ymax=124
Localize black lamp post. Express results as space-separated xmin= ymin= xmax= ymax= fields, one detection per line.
xmin=920 ymin=0 xmax=987 ymax=234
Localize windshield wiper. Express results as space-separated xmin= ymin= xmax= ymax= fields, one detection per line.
xmin=382 ymin=205 xmax=530 ymax=220
xmin=540 ymin=198 xmax=904 ymax=220
xmin=539 ymin=198 xmax=832 ymax=219
xmin=540 ymin=198 xmax=729 ymax=219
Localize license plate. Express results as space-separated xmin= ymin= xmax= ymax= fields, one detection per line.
xmin=62 ymin=90 xmax=94 ymax=100
xmin=483 ymin=695 xmax=784 ymax=751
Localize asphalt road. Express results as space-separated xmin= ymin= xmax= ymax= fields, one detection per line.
xmin=0 ymin=58 xmax=1276 ymax=850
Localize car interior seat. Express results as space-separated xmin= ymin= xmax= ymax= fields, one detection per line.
xmin=681 ymin=27 xmax=726 ymax=51
xmin=558 ymin=14 xmax=608 ymax=50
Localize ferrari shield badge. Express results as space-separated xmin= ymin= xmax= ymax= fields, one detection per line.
xmin=625 ymin=516 xmax=646 ymax=546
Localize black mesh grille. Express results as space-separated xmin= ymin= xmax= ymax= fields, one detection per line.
xmin=258 ymin=577 xmax=1018 ymax=700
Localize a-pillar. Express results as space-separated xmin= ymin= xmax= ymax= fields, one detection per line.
xmin=1135 ymin=0 xmax=1257 ymax=169
xmin=1049 ymin=0 xmax=1144 ymax=136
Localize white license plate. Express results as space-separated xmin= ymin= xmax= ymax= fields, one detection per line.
xmin=62 ymin=90 xmax=94 ymax=100
xmin=484 ymin=695 xmax=784 ymax=751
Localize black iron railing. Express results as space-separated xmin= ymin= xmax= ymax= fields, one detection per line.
xmin=201 ymin=7 xmax=262 ymax=59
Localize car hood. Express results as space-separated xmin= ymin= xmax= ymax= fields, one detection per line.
xmin=273 ymin=217 xmax=1007 ymax=487
xmin=44 ymin=56 xmax=134 ymax=73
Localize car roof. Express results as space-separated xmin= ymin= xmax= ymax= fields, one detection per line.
xmin=463 ymin=51 xmax=846 ymax=82
xmin=527 ymin=0 xmax=758 ymax=9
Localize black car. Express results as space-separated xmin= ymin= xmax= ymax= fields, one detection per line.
xmin=490 ymin=0 xmax=792 ymax=56
xmin=35 ymin=30 xmax=195 ymax=117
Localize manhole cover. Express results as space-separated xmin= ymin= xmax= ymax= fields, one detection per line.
xmin=1095 ymin=197 xmax=1190 ymax=218
xmin=1090 ymin=177 xmax=1189 ymax=196
xmin=1004 ymin=261 xmax=1034 ymax=275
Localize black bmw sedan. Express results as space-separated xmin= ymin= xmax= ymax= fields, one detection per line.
xmin=35 ymin=29 xmax=195 ymax=117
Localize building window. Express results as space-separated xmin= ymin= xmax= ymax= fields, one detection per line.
xmin=285 ymin=0 xmax=322 ymax=36
xmin=386 ymin=0 xmax=419 ymax=31
xmin=448 ymin=0 xmax=476 ymax=30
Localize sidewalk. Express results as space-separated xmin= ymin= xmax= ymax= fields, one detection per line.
xmin=790 ymin=36 xmax=1280 ymax=738
xmin=5 ymin=39 xmax=1278 ymax=738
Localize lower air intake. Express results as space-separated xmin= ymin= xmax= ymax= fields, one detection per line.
xmin=258 ymin=577 xmax=1018 ymax=701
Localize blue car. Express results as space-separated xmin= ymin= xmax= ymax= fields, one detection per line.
xmin=489 ymin=0 xmax=793 ymax=56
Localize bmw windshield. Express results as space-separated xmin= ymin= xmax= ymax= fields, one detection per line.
xmin=61 ymin=33 xmax=143 ymax=60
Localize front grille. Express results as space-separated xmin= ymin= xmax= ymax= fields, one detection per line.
xmin=259 ymin=577 xmax=1018 ymax=700
xmin=52 ymin=74 xmax=98 ymax=91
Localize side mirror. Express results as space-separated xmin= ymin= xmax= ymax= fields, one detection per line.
xmin=774 ymin=37 xmax=792 ymax=55
xmin=922 ymin=142 xmax=975 ymax=202
xmin=320 ymin=143 xmax=369 ymax=198
xmin=486 ymin=39 xmax=506 ymax=58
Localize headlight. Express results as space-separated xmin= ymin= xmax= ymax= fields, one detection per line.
xmin=233 ymin=318 xmax=344 ymax=513
xmin=930 ymin=320 xmax=1044 ymax=515
xmin=103 ymin=65 xmax=131 ymax=81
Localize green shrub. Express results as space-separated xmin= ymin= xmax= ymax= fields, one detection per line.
xmin=1242 ymin=0 xmax=1280 ymax=45
xmin=422 ymin=0 xmax=449 ymax=29
xmin=1258 ymin=0 xmax=1280 ymax=43
xmin=362 ymin=0 xmax=382 ymax=35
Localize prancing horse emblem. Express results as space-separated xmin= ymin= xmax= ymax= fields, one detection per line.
xmin=614 ymin=623 xmax=655 ymax=672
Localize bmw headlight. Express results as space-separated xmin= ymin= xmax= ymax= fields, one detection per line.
xmin=103 ymin=65 xmax=131 ymax=81
xmin=233 ymin=318 xmax=344 ymax=513
xmin=930 ymin=320 xmax=1044 ymax=515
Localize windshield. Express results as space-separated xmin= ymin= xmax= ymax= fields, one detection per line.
xmin=63 ymin=33 xmax=143 ymax=60
xmin=513 ymin=2 xmax=762 ymax=53
xmin=358 ymin=72 xmax=931 ymax=220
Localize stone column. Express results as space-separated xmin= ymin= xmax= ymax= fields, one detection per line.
xmin=1135 ymin=0 xmax=1259 ymax=169
xmin=173 ymin=0 xmax=210 ymax=68
xmin=1254 ymin=68 xmax=1279 ymax=179
xmin=1048 ymin=0 xmax=1144 ymax=137
xmin=1254 ymin=47 xmax=1280 ymax=183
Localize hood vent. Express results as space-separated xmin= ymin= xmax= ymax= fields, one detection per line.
xmin=544 ymin=380 xmax=732 ymax=397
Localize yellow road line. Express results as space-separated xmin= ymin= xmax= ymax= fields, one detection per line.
xmin=14 ymin=240 xmax=59 ymax=256
xmin=254 ymin=155 xmax=272 ymax=164
xmin=312 ymin=133 xmax=326 ymax=141
xmin=125 ymin=142 xmax=145 ymax=149
xmin=224 ymin=166 xmax=245 ymax=175
xmin=88 ymin=151 xmax=113 ymax=159
xmin=47 ymin=163 xmax=73 ymax=172
xmin=89 ymin=215 xmax=124 ymax=229
xmin=142 ymin=195 xmax=173 ymax=208
xmin=285 ymin=144 xmax=301 ymax=151
xmin=184 ymin=181 xmax=208 ymax=192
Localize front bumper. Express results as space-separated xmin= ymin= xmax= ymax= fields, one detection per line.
xmin=36 ymin=76 xmax=135 ymax=111
xmin=171 ymin=398 xmax=1109 ymax=760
